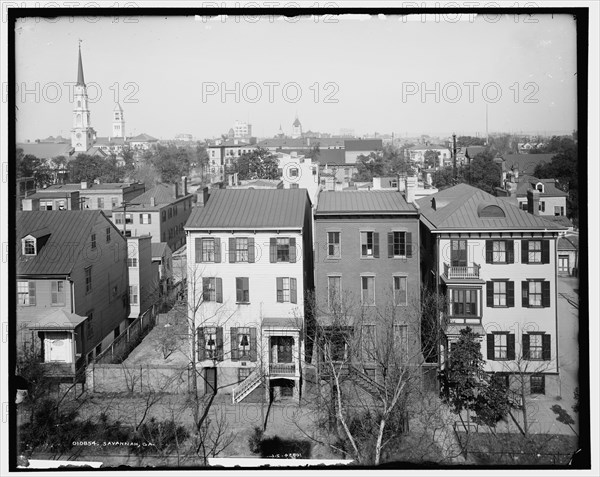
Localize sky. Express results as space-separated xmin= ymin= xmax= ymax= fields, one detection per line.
xmin=13 ymin=13 xmax=578 ymax=141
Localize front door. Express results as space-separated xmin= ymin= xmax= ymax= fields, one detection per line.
xmin=205 ymin=367 xmax=217 ymax=394
xmin=451 ymin=240 xmax=467 ymax=267
xmin=558 ymin=255 xmax=570 ymax=274
xmin=275 ymin=337 xmax=294 ymax=363
xmin=44 ymin=332 xmax=71 ymax=363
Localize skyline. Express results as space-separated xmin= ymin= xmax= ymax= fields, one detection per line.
xmin=14 ymin=13 xmax=578 ymax=142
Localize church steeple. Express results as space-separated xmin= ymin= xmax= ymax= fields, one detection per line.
xmin=71 ymin=42 xmax=96 ymax=152
xmin=76 ymin=42 xmax=85 ymax=86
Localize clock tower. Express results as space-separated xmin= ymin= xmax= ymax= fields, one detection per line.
xmin=71 ymin=43 xmax=96 ymax=152
xmin=112 ymin=103 xmax=125 ymax=138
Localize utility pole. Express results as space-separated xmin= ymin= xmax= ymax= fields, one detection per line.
xmin=452 ymin=133 xmax=457 ymax=182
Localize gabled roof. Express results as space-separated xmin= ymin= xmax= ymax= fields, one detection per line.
xmin=465 ymin=146 xmax=487 ymax=158
xmin=543 ymin=215 xmax=574 ymax=228
xmin=500 ymin=153 xmax=556 ymax=175
xmin=186 ymin=189 xmax=309 ymax=229
xmin=343 ymin=139 xmax=383 ymax=151
xmin=316 ymin=191 xmax=417 ymax=215
xmin=515 ymin=175 xmax=567 ymax=197
xmin=129 ymin=133 xmax=158 ymax=142
xmin=17 ymin=210 xmax=108 ymax=275
xmin=129 ymin=183 xmax=188 ymax=206
xmin=416 ymin=183 xmax=565 ymax=231
xmin=18 ymin=307 xmax=87 ymax=330
xmin=151 ymin=242 xmax=169 ymax=258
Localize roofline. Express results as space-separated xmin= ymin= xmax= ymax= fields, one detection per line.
xmin=426 ymin=227 xmax=566 ymax=233
xmin=315 ymin=210 xmax=419 ymax=216
xmin=17 ymin=274 xmax=72 ymax=280
xmin=184 ymin=226 xmax=303 ymax=232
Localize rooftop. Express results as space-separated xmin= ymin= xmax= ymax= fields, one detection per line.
xmin=127 ymin=183 xmax=191 ymax=207
xmin=45 ymin=182 xmax=137 ymax=192
xmin=500 ymin=153 xmax=556 ymax=175
xmin=17 ymin=210 xmax=113 ymax=276
xmin=343 ymin=139 xmax=383 ymax=151
xmin=558 ymin=234 xmax=579 ymax=251
xmin=515 ymin=175 xmax=568 ymax=197
xmin=316 ymin=190 xmax=417 ymax=215
xmin=151 ymin=242 xmax=170 ymax=258
xmin=186 ymin=188 xmax=309 ymax=229
xmin=416 ymin=183 xmax=566 ymax=231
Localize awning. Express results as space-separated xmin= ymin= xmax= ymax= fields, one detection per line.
xmin=18 ymin=308 xmax=87 ymax=331
xmin=261 ymin=317 xmax=301 ymax=330
xmin=446 ymin=324 xmax=486 ymax=337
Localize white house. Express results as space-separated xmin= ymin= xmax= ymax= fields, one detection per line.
xmin=417 ymin=184 xmax=566 ymax=397
xmin=185 ymin=189 xmax=314 ymax=402
xmin=276 ymin=152 xmax=320 ymax=207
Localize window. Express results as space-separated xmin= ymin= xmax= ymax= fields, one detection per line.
xmin=202 ymin=277 xmax=223 ymax=303
xmin=106 ymin=227 xmax=111 ymax=243
xmin=85 ymin=266 xmax=92 ymax=293
xmin=327 ymin=232 xmax=340 ymax=258
xmin=451 ymin=289 xmax=478 ymax=316
xmin=129 ymin=285 xmax=138 ymax=305
xmin=393 ymin=324 xmax=409 ymax=363
xmin=362 ymin=324 xmax=376 ymax=358
xmin=125 ymin=214 xmax=133 ymax=224
xmin=229 ymin=237 xmax=254 ymax=263
xmin=23 ymin=238 xmax=36 ymax=256
xmin=276 ymin=277 xmax=297 ymax=303
xmin=486 ymin=280 xmax=515 ymax=308
xmin=522 ymin=280 xmax=550 ymax=307
xmin=168 ymin=209 xmax=172 ymax=219
xmin=161 ymin=211 xmax=166 ymax=222
xmin=328 ymin=276 xmax=342 ymax=311
xmin=361 ymin=231 xmax=379 ymax=258
xmin=236 ymin=327 xmax=252 ymax=360
xmin=530 ymin=375 xmax=545 ymax=394
xmin=17 ymin=281 xmax=36 ymax=306
xmin=114 ymin=213 xmax=123 ymax=225
xmin=238 ymin=367 xmax=251 ymax=382
xmin=361 ymin=276 xmax=375 ymax=306
xmin=97 ymin=197 xmax=104 ymax=208
xmin=86 ymin=311 xmax=94 ymax=339
xmin=451 ymin=240 xmax=467 ymax=266
xmin=198 ymin=326 xmax=223 ymax=361
xmin=51 ymin=281 xmax=65 ymax=306
xmin=554 ymin=206 xmax=564 ymax=216
xmin=236 ymin=277 xmax=250 ymax=303
xmin=127 ymin=258 xmax=138 ymax=267
xmin=485 ymin=240 xmax=515 ymax=263
xmin=526 ymin=333 xmax=547 ymax=360
xmin=140 ymin=213 xmax=152 ymax=224
xmin=558 ymin=255 xmax=570 ymax=273
xmin=196 ymin=237 xmax=222 ymax=263
xmin=539 ymin=201 xmax=545 ymax=212
xmin=521 ymin=239 xmax=549 ymax=264
xmin=486 ymin=333 xmax=515 ymax=361
xmin=329 ymin=334 xmax=348 ymax=361
xmin=290 ymin=168 xmax=299 ymax=177
xmin=389 ymin=231 xmax=411 ymax=258
xmin=40 ymin=200 xmax=53 ymax=211
xmin=393 ymin=276 xmax=408 ymax=306
xmin=277 ymin=238 xmax=290 ymax=262
xmin=91 ymin=234 xmax=97 ymax=250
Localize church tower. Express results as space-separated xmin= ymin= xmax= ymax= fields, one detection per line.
xmin=291 ymin=115 xmax=302 ymax=139
xmin=71 ymin=43 xmax=96 ymax=152
xmin=112 ymin=103 xmax=125 ymax=138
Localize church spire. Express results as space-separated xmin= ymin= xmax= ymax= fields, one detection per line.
xmin=76 ymin=41 xmax=85 ymax=86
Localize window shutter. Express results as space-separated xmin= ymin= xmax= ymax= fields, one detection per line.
xmin=230 ymin=327 xmax=238 ymax=361
xmin=214 ymin=238 xmax=221 ymax=263
xmin=522 ymin=281 xmax=529 ymax=307
xmin=202 ymin=277 xmax=210 ymax=301
xmin=541 ymin=281 xmax=550 ymax=307
xmin=229 ymin=238 xmax=236 ymax=263
xmin=406 ymin=232 xmax=413 ymax=258
xmin=506 ymin=240 xmax=515 ymax=263
xmin=148 ymin=215 xmax=151 ymax=224
xmin=541 ymin=240 xmax=550 ymax=264
xmin=521 ymin=240 xmax=529 ymax=264
xmin=244 ymin=277 xmax=249 ymax=302
xmin=197 ymin=327 xmax=205 ymax=361
xmin=216 ymin=327 xmax=224 ymax=361
xmin=291 ymin=278 xmax=297 ymax=304
xmin=373 ymin=233 xmax=380 ymax=258
xmin=485 ymin=240 xmax=493 ymax=263
xmin=487 ymin=334 xmax=495 ymax=360
xmin=507 ymin=334 xmax=515 ymax=360
xmin=28 ymin=282 xmax=36 ymax=306
xmin=270 ymin=238 xmax=277 ymax=263
xmin=248 ymin=238 xmax=255 ymax=263
xmin=276 ymin=277 xmax=284 ymax=303
xmin=236 ymin=278 xmax=242 ymax=302
xmin=507 ymin=281 xmax=515 ymax=307
xmin=139 ymin=213 xmax=143 ymax=222
xmin=195 ymin=238 xmax=203 ymax=263
xmin=289 ymin=238 xmax=297 ymax=263
xmin=486 ymin=281 xmax=494 ymax=307
xmin=542 ymin=334 xmax=551 ymax=360
xmin=522 ymin=334 xmax=530 ymax=359
xmin=387 ymin=232 xmax=394 ymax=258
xmin=216 ymin=278 xmax=223 ymax=303
xmin=249 ymin=327 xmax=257 ymax=362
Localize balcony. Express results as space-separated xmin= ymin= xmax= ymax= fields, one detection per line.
xmin=269 ymin=363 xmax=296 ymax=376
xmin=443 ymin=262 xmax=481 ymax=280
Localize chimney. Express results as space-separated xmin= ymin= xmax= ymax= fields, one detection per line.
xmin=181 ymin=176 xmax=188 ymax=196
xmin=81 ymin=181 xmax=88 ymax=189
xmin=174 ymin=182 xmax=179 ymax=198
xmin=405 ymin=175 xmax=417 ymax=204
xmin=150 ymin=196 xmax=156 ymax=207
xmin=291 ymin=151 xmax=297 ymax=158
xmin=196 ymin=187 xmax=210 ymax=207
xmin=527 ymin=189 xmax=540 ymax=216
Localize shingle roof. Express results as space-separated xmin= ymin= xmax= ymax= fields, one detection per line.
xmin=185 ymin=189 xmax=309 ymax=229
xmin=501 ymin=153 xmax=556 ymax=175
xmin=316 ymin=191 xmax=417 ymax=214
xmin=343 ymin=139 xmax=383 ymax=151
xmin=416 ymin=183 xmax=565 ymax=231
xmin=17 ymin=210 xmax=107 ymax=275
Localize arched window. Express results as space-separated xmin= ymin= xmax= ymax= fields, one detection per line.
xmin=536 ymin=183 xmax=544 ymax=193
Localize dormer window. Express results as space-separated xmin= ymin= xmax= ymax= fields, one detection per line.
xmin=23 ymin=237 xmax=36 ymax=256
xmin=536 ymin=183 xmax=544 ymax=193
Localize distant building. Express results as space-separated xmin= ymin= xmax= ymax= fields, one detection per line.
xmin=557 ymin=234 xmax=579 ymax=277
xmin=152 ymin=242 xmax=174 ymax=295
xmin=206 ymin=139 xmax=257 ymax=183
xmin=344 ymin=139 xmax=383 ymax=164
xmin=233 ymin=120 xmax=252 ymax=139
xmin=276 ymin=152 xmax=320 ymax=207
xmin=17 ymin=210 xmax=130 ymax=380
xmin=408 ymin=145 xmax=451 ymax=167
xmin=291 ymin=116 xmax=302 ymax=139
xmin=127 ymin=236 xmax=160 ymax=319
